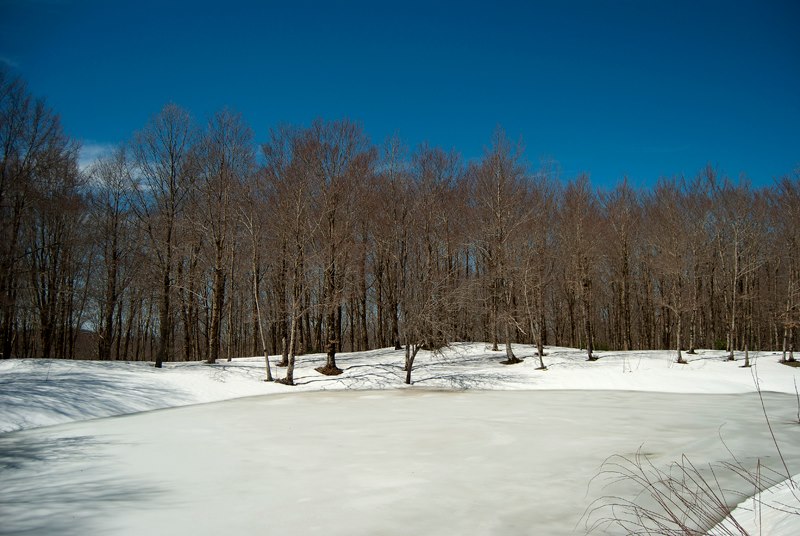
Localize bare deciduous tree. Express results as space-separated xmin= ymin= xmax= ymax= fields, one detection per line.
xmin=130 ymin=104 xmax=196 ymax=368
xmin=521 ymin=170 xmax=558 ymax=368
xmin=473 ymin=129 xmax=531 ymax=364
xmin=87 ymin=148 xmax=136 ymax=360
xmin=559 ymin=175 xmax=601 ymax=360
xmin=299 ymin=119 xmax=374 ymax=376
xmin=710 ymin=174 xmax=768 ymax=365
xmin=193 ymin=109 xmax=255 ymax=364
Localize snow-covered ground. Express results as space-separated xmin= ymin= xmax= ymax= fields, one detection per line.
xmin=710 ymin=475 xmax=800 ymax=535
xmin=1 ymin=344 xmax=799 ymax=535
xmin=1 ymin=345 xmax=797 ymax=434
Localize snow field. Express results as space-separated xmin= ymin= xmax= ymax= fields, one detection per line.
xmin=1 ymin=344 xmax=799 ymax=535
xmin=1 ymin=344 xmax=797 ymax=434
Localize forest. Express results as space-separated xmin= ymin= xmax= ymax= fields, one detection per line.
xmin=1 ymin=69 xmax=798 ymax=380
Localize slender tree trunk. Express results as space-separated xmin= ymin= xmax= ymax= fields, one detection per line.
xmin=742 ymin=274 xmax=752 ymax=367
xmin=282 ymin=312 xmax=297 ymax=385
xmin=566 ymin=283 xmax=576 ymax=348
xmin=226 ymin=249 xmax=235 ymax=363
xmin=581 ymin=270 xmax=595 ymax=360
xmin=349 ymin=295 xmax=355 ymax=352
xmin=728 ymin=247 xmax=739 ymax=361
xmin=391 ymin=292 xmax=401 ymax=350
xmin=404 ymin=342 xmax=420 ymax=385
xmin=622 ymin=249 xmax=632 ymax=351
xmin=783 ymin=267 xmax=795 ymax=362
xmin=98 ymin=240 xmax=118 ymax=360
xmin=252 ymin=249 xmax=273 ymax=382
xmin=207 ymin=259 xmax=225 ymax=364
xmin=503 ymin=319 xmax=520 ymax=364
xmin=319 ymin=222 xmax=343 ymax=375
xmin=155 ymin=265 xmax=170 ymax=368
xmin=277 ymin=243 xmax=289 ymax=366
xmin=359 ymin=286 xmax=368 ymax=352
xmin=536 ymin=269 xmax=547 ymax=368
xmin=376 ymin=259 xmax=385 ymax=347
xmin=675 ymin=278 xmax=686 ymax=364
xmin=491 ymin=283 xmax=499 ymax=351
xmin=688 ymin=267 xmax=699 ymax=354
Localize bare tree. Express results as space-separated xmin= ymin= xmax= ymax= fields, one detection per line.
xmin=193 ymin=109 xmax=255 ymax=364
xmin=521 ymin=170 xmax=558 ymax=368
xmin=26 ymin=140 xmax=84 ymax=358
xmin=559 ymin=175 xmax=601 ymax=360
xmin=601 ymin=178 xmax=640 ymax=351
xmin=372 ymin=135 xmax=411 ymax=350
xmin=472 ymin=129 xmax=532 ymax=363
xmin=4 ymin=72 xmax=800 ymax=364
xmin=401 ymin=145 xmax=464 ymax=383
xmin=643 ymin=178 xmax=701 ymax=364
xmin=0 ymin=69 xmax=78 ymax=359
xmin=130 ymin=104 xmax=196 ymax=368
xmin=298 ymin=119 xmax=374 ymax=376
xmin=240 ymin=157 xmax=275 ymax=379
xmin=87 ymin=148 xmax=136 ymax=360
xmin=773 ymin=172 xmax=800 ymax=362
xmin=262 ymin=125 xmax=320 ymax=385
xmin=710 ymin=174 xmax=768 ymax=364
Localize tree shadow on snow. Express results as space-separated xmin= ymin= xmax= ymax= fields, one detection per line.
xmin=0 ymin=433 xmax=163 ymax=536
xmin=0 ymin=365 xmax=194 ymax=432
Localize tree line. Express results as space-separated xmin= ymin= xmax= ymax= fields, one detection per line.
xmin=1 ymin=69 xmax=798 ymax=382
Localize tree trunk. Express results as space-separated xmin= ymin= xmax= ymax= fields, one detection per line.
xmin=207 ymin=261 xmax=225 ymax=364
xmin=404 ymin=342 xmax=420 ymax=385
xmin=252 ymin=249 xmax=273 ymax=382
xmin=581 ymin=271 xmax=595 ymax=360
xmin=688 ymin=262 xmax=700 ymax=353
xmin=742 ymin=274 xmax=752 ymax=367
xmin=318 ymin=230 xmax=342 ymax=375
xmin=282 ymin=313 xmax=297 ymax=385
xmin=536 ymin=274 xmax=547 ymax=369
xmin=155 ymin=266 xmax=170 ymax=368
xmin=783 ymin=267 xmax=795 ymax=362
xmin=376 ymin=259 xmax=385 ymax=347
xmin=98 ymin=241 xmax=118 ymax=360
xmin=502 ymin=320 xmax=521 ymax=364
xmin=490 ymin=284 xmax=499 ymax=351
xmin=391 ymin=295 xmax=401 ymax=350
xmin=621 ymin=249 xmax=632 ymax=351
xmin=727 ymin=247 xmax=739 ymax=361
xmin=676 ymin=311 xmax=685 ymax=364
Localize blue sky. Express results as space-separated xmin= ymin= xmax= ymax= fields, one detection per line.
xmin=1 ymin=0 xmax=798 ymax=188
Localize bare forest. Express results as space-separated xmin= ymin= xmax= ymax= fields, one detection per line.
xmin=2 ymin=70 xmax=799 ymax=379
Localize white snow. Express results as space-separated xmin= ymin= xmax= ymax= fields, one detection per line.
xmin=2 ymin=345 xmax=797 ymax=435
xmin=710 ymin=474 xmax=800 ymax=535
xmin=1 ymin=344 xmax=799 ymax=534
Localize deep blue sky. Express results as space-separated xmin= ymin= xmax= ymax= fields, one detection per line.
xmin=1 ymin=0 xmax=798 ymax=188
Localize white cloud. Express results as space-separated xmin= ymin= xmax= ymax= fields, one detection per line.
xmin=78 ymin=142 xmax=117 ymax=172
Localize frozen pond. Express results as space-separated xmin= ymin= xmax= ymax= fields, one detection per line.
xmin=2 ymin=389 xmax=799 ymax=535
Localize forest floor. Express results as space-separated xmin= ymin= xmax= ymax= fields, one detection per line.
xmin=1 ymin=344 xmax=799 ymax=535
